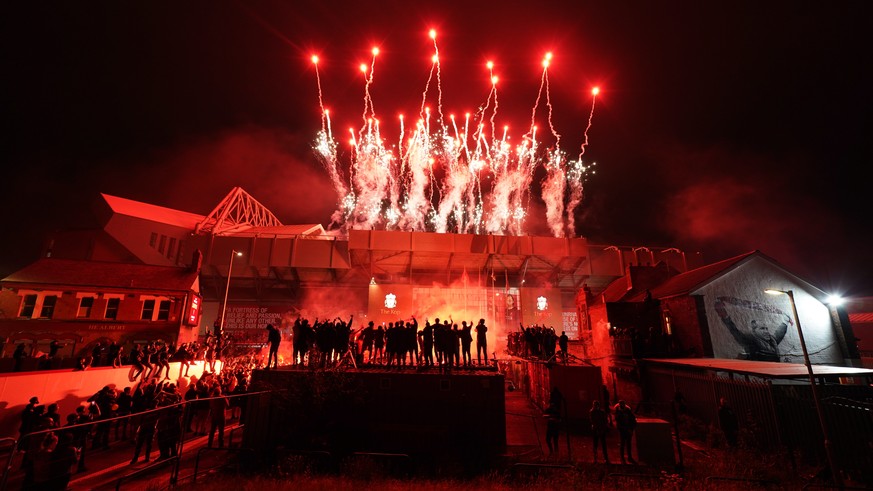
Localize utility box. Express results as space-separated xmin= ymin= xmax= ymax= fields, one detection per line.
xmin=634 ymin=417 xmax=675 ymax=466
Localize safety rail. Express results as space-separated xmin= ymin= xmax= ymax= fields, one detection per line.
xmin=228 ymin=424 xmax=245 ymax=448
xmin=115 ymin=456 xmax=178 ymax=490
xmin=191 ymin=447 xmax=254 ymax=484
xmin=0 ymin=437 xmax=17 ymax=491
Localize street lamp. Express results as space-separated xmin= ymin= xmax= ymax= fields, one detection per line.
xmin=764 ymin=288 xmax=841 ymax=486
xmin=219 ymin=250 xmax=244 ymax=334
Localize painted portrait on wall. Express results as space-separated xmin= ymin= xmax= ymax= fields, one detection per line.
xmin=714 ymin=296 xmax=791 ymax=361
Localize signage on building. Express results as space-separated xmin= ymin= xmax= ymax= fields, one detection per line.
xmin=185 ymin=293 xmax=202 ymax=326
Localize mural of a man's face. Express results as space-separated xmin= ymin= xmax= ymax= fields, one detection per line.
xmin=751 ymin=320 xmax=770 ymax=340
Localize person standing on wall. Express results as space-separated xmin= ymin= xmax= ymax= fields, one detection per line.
xmin=475 ymin=319 xmax=488 ymax=366
xmin=266 ymin=323 xmax=281 ymax=369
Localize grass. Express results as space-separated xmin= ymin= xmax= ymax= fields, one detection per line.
xmin=171 ymin=444 xmax=833 ymax=491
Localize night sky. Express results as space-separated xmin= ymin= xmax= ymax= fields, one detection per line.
xmin=3 ymin=1 xmax=871 ymax=296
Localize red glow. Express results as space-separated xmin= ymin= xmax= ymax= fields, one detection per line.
xmin=311 ymin=55 xmax=319 ymax=64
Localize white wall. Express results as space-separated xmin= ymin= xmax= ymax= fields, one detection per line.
xmin=700 ymin=257 xmax=843 ymax=364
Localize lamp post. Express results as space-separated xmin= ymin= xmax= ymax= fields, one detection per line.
xmin=219 ymin=250 xmax=243 ymax=335
xmin=764 ymin=288 xmax=841 ymax=486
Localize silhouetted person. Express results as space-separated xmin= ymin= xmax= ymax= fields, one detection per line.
xmin=544 ymin=401 xmax=562 ymax=459
xmin=475 ymin=318 xmax=488 ymax=365
xmin=718 ymin=397 xmax=739 ymax=448
xmin=48 ymin=339 xmax=64 ymax=359
xmin=13 ymin=343 xmax=28 ymax=371
xmin=614 ymin=400 xmax=637 ymax=464
xmin=130 ymin=400 xmax=158 ymax=464
xmin=590 ymin=400 xmax=610 ymax=463
xmin=558 ymin=331 xmax=569 ymax=363
xmin=47 ymin=432 xmax=79 ymax=490
xmin=266 ymin=323 xmax=281 ymax=369
xmin=208 ymin=387 xmax=230 ymax=448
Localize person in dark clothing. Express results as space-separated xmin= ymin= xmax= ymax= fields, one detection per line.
xmin=46 ymin=403 xmax=62 ymax=428
xmin=460 ymin=321 xmax=473 ymax=367
xmin=13 ymin=343 xmax=28 ymax=371
xmin=207 ymin=387 xmax=230 ymax=448
xmin=266 ymin=323 xmax=281 ymax=369
xmin=73 ymin=404 xmax=98 ymax=472
xmin=91 ymin=341 xmax=105 ymax=368
xmin=420 ymin=321 xmax=434 ymax=367
xmin=115 ymin=387 xmax=133 ymax=440
xmin=590 ymin=400 xmax=610 ymax=463
xmin=718 ymin=397 xmax=739 ymax=448
xmin=19 ymin=396 xmax=40 ymax=445
xmin=156 ymin=386 xmax=182 ymax=459
xmin=475 ymin=318 xmax=488 ymax=366
xmin=613 ymin=400 xmax=637 ymax=464
xmin=49 ymin=339 xmax=65 ymax=359
xmin=46 ymin=431 xmax=80 ymax=490
xmin=544 ymin=401 xmax=562 ymax=458
xmin=107 ymin=341 xmax=121 ymax=368
xmin=88 ymin=386 xmax=116 ymax=450
xmin=361 ymin=321 xmax=375 ymax=364
xmin=130 ymin=400 xmax=158 ymax=464
xmin=558 ymin=331 xmax=569 ymax=363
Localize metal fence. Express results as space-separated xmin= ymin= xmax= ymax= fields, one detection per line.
xmin=2 ymin=390 xmax=268 ymax=490
xmin=641 ymin=365 xmax=873 ymax=482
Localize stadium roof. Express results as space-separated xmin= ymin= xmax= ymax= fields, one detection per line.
xmin=2 ymin=258 xmax=199 ymax=292
xmin=101 ymin=193 xmax=206 ymax=229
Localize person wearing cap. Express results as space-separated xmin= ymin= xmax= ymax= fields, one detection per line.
xmin=18 ymin=397 xmax=40 ymax=447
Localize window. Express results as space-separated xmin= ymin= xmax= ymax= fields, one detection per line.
xmin=176 ymin=240 xmax=185 ymax=262
xmin=141 ymin=299 xmax=156 ymax=320
xmin=39 ymin=295 xmax=57 ymax=318
xmin=150 ymin=232 xmax=158 ymax=247
xmin=19 ymin=294 xmax=37 ymax=317
xmin=157 ymin=300 xmax=171 ymax=320
xmin=105 ymin=298 xmax=120 ymax=319
xmin=158 ymin=235 xmax=167 ymax=254
xmin=78 ymin=297 xmax=94 ymax=318
xmin=167 ymin=238 xmax=176 ymax=259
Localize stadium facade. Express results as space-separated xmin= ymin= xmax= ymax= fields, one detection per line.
xmin=30 ymin=187 xmax=702 ymax=351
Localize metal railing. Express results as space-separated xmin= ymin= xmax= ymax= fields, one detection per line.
xmin=6 ymin=389 xmax=271 ymax=490
xmin=115 ymin=456 xmax=178 ymax=491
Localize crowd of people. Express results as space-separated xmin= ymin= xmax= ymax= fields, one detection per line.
xmin=285 ymin=315 xmax=491 ymax=371
xmin=7 ymin=328 xmax=263 ymax=375
xmin=543 ymin=386 xmax=639 ymax=465
xmin=16 ymin=350 xmax=258 ymax=490
xmin=506 ymin=323 xmax=569 ymax=363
